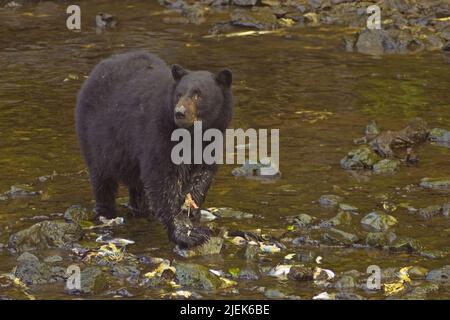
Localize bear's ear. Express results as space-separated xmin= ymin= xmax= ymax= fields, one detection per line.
xmin=172 ymin=64 xmax=187 ymax=82
xmin=216 ymin=69 xmax=232 ymax=88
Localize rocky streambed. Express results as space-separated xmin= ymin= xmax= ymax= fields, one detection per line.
xmin=0 ymin=0 xmax=449 ymax=300
xmin=0 ymin=182 xmax=449 ymax=299
xmin=155 ymin=0 xmax=450 ymax=56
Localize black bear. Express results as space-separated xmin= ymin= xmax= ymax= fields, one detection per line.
xmin=75 ymin=51 xmax=233 ymax=248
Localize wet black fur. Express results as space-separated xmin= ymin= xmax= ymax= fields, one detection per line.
xmin=75 ymin=51 xmax=233 ymax=248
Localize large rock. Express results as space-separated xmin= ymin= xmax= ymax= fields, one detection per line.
xmin=360 ymin=211 xmax=397 ymax=231
xmin=319 ymin=194 xmax=343 ymax=208
xmin=326 ymin=211 xmax=353 ymax=227
xmin=426 ymin=265 xmax=450 ymax=283
xmin=341 ymin=145 xmax=380 ymax=170
xmin=323 ymin=228 xmax=359 ymax=245
xmin=174 ymin=237 xmax=223 ymax=258
xmin=294 ymin=213 xmax=316 ymax=227
xmin=67 ymin=266 xmax=108 ymax=295
xmin=373 ymin=159 xmax=401 ymax=175
xmin=13 ymin=252 xmax=65 ymax=285
xmin=174 ymin=262 xmax=222 ymax=291
xmin=365 ymin=232 xmax=396 ymax=247
xmin=389 ymin=237 xmax=422 ymax=252
xmin=230 ymin=7 xmax=278 ymax=30
xmin=287 ymin=266 xmax=314 ymax=281
xmin=8 ymin=220 xmax=83 ymax=253
xmin=334 ymin=275 xmax=356 ymax=291
xmin=429 ymin=128 xmax=450 ymax=145
xmin=355 ymin=29 xmax=397 ymax=55
xmin=63 ymin=205 xmax=88 ymax=224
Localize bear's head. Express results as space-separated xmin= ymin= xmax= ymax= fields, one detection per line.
xmin=171 ymin=64 xmax=233 ymax=130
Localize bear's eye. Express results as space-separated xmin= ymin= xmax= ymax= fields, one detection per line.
xmin=192 ymin=89 xmax=201 ymax=101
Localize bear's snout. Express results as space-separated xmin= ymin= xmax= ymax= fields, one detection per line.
xmin=175 ymin=105 xmax=186 ymax=120
xmin=174 ymin=96 xmax=198 ymax=128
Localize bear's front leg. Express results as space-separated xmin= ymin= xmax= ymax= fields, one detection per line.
xmin=186 ymin=164 xmax=218 ymax=222
xmin=143 ymin=176 xmax=211 ymax=249
xmin=167 ymin=211 xmax=211 ymax=249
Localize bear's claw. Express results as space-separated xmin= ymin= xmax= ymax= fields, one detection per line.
xmin=169 ymin=223 xmax=211 ymax=249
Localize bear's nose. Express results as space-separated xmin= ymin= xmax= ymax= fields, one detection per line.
xmin=175 ymin=105 xmax=186 ymax=120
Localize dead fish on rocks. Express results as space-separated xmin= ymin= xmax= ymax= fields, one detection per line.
xmin=3 ymin=184 xmax=42 ymax=199
xmin=83 ymin=243 xmax=138 ymax=266
xmin=89 ymin=216 xmax=125 ymax=229
xmin=95 ymin=234 xmax=135 ymax=247
xmin=200 ymin=209 xmax=218 ymax=221
xmin=207 ymin=207 xmax=254 ymax=219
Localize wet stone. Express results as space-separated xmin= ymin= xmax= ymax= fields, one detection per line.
xmin=238 ymin=268 xmax=260 ymax=281
xmin=319 ymin=194 xmax=343 ymax=208
xmin=8 ymin=220 xmax=83 ymax=253
xmin=264 ymin=288 xmax=301 ymax=300
xmin=287 ymin=266 xmax=314 ymax=282
xmin=403 ymin=283 xmax=440 ymax=299
xmin=230 ymin=7 xmax=278 ymax=30
xmin=373 ymin=159 xmax=401 ymax=175
xmin=232 ymin=0 xmax=257 ymax=6
xmin=365 ymin=120 xmax=380 ymax=140
xmin=111 ymin=265 xmax=140 ymax=279
xmin=389 ymin=237 xmax=422 ymax=253
xmin=73 ymin=267 xmax=108 ymax=295
xmin=420 ymin=177 xmax=450 ymax=191
xmin=63 ymin=205 xmax=88 ymax=224
xmin=327 ymin=211 xmax=353 ymax=227
xmin=443 ymin=203 xmax=450 ymax=217
xmin=174 ymin=237 xmax=223 ymax=258
xmin=17 ymin=252 xmax=39 ymax=263
xmin=408 ymin=266 xmax=428 ymax=280
xmin=428 ymin=128 xmax=450 ymax=144
xmin=340 ymin=145 xmax=380 ymax=170
xmin=338 ymin=203 xmax=358 ymax=212
xmin=297 ymin=251 xmax=315 ymax=263
xmin=426 ymin=265 xmax=450 ymax=283
xmin=323 ymin=228 xmax=359 ymax=245
xmin=418 ymin=205 xmax=442 ymax=220
xmin=244 ymin=244 xmax=259 ymax=260
xmin=174 ymin=262 xmax=222 ymax=291
xmin=335 ymin=292 xmax=366 ymax=300
xmin=264 ymin=288 xmax=285 ymax=299
xmin=355 ymin=29 xmax=397 ymax=55
xmin=365 ymin=232 xmax=395 ymax=247
xmin=294 ymin=213 xmax=315 ymax=227
xmin=13 ymin=253 xmax=54 ymax=285
xmin=381 ymin=267 xmax=398 ymax=282
xmin=334 ymin=275 xmax=356 ymax=291
xmin=4 ymin=184 xmax=41 ymax=198
xmin=420 ymin=249 xmax=448 ymax=260
xmin=360 ymin=211 xmax=398 ymax=232
xmin=43 ymin=255 xmax=63 ymax=264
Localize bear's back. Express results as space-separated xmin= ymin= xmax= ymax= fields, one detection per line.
xmin=76 ymin=51 xmax=174 ymax=116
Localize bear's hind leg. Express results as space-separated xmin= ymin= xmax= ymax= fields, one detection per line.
xmin=91 ymin=176 xmax=118 ymax=219
xmin=128 ymin=184 xmax=151 ymax=218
